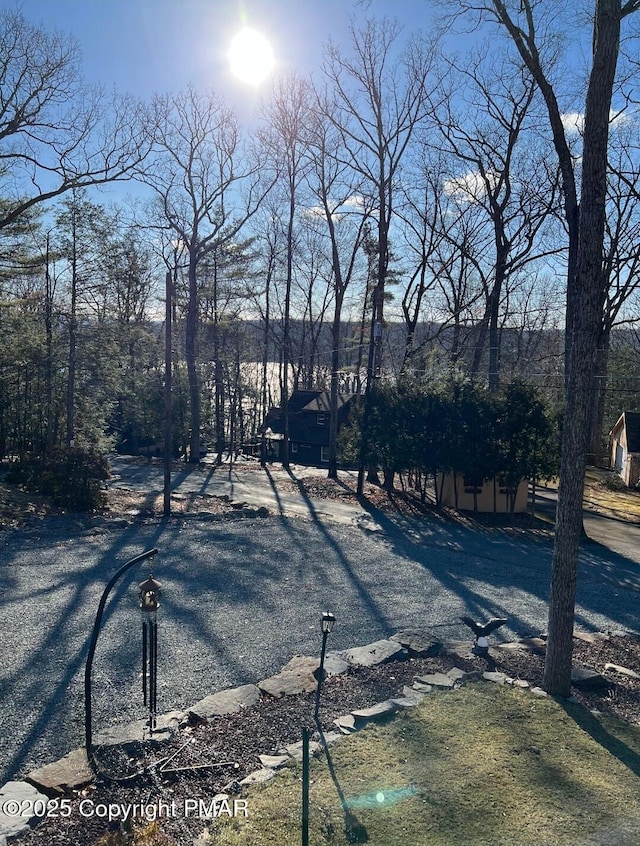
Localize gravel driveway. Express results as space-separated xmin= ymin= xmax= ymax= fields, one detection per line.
xmin=2 ymin=491 xmax=640 ymax=785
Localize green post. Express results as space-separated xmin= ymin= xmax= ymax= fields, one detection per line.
xmin=302 ymin=726 xmax=309 ymax=846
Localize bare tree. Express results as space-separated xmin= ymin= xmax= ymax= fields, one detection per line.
xmin=261 ymin=74 xmax=313 ymax=470
xmin=433 ymin=49 xmax=561 ymax=390
xmin=321 ymin=16 xmax=434 ymax=491
xmin=144 ymin=87 xmax=271 ymax=463
xmin=306 ymin=109 xmax=371 ymax=478
xmin=0 ymin=9 xmax=150 ymax=231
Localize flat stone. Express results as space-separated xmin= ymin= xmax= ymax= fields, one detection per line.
xmin=282 ymin=740 xmax=322 ymax=761
xmin=605 ymin=663 xmax=640 ymax=679
xmin=94 ymin=710 xmax=183 ymax=748
xmin=239 ymin=768 xmax=275 ymax=786
xmin=318 ymin=731 xmax=345 ymax=746
xmin=342 ymin=639 xmax=407 ymax=668
xmin=483 ymin=671 xmax=507 ymax=685
xmin=574 ymin=631 xmax=604 ymax=644
xmin=411 ymin=681 xmax=433 ymax=693
xmin=258 ymin=754 xmax=289 ymax=769
xmin=414 ymin=672 xmax=454 ymax=689
xmin=530 ymin=686 xmax=548 ymax=697
xmin=390 ymin=696 xmax=422 ymax=709
xmin=333 ymin=714 xmax=356 ymax=734
xmin=571 ymin=665 xmax=616 ymax=690
xmin=402 ymin=685 xmax=426 ymax=701
xmin=440 ymin=640 xmax=474 ymax=661
xmin=351 ymin=700 xmax=398 ymax=723
xmin=390 ymin=630 xmax=443 ymax=657
xmin=258 ymin=656 xmax=319 ymax=697
xmin=323 ymin=652 xmax=350 ymax=677
xmin=26 ymin=749 xmax=93 ymax=795
xmin=189 ymin=684 xmax=260 ymax=718
xmin=512 ymin=679 xmax=530 ymax=689
xmin=0 ymin=781 xmax=50 ymax=841
xmin=94 ymin=720 xmax=173 ymax=748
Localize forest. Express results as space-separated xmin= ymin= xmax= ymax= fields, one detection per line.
xmin=1 ymin=3 xmax=640 ymax=484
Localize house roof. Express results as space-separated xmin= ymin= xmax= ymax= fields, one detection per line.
xmin=611 ymin=410 xmax=640 ymax=453
xmin=259 ymin=390 xmax=357 ymax=438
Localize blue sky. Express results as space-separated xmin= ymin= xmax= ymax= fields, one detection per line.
xmin=6 ymin=0 xmax=437 ymax=109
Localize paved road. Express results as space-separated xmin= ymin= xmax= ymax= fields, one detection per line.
xmin=1 ymin=460 xmax=639 ymax=785
xmin=533 ymin=484 xmax=640 ymax=564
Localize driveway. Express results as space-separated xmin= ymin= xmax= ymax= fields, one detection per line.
xmin=1 ymin=461 xmax=639 ymax=785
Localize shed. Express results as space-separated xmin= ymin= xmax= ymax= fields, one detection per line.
xmin=609 ymin=411 xmax=640 ymax=488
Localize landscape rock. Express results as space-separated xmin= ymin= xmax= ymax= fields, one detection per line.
xmin=317 ymin=731 xmax=345 ymax=746
xmin=282 ymin=739 xmax=322 ymax=761
xmin=239 ymin=768 xmax=275 ymax=786
xmin=95 ymin=711 xmax=183 ymax=749
xmin=483 ymin=671 xmax=507 ymax=685
xmin=189 ymin=684 xmax=260 ymax=718
xmin=258 ymin=656 xmax=319 ymax=697
xmin=342 ymin=639 xmax=407 ymax=668
xmin=258 ymin=754 xmax=289 ymax=769
xmin=604 ymin=662 xmax=640 ymax=679
xmin=571 ymin=665 xmax=616 ymax=690
xmin=322 ymin=652 xmax=350 ymax=677
xmin=333 ymin=714 xmax=356 ymax=734
xmin=26 ymin=749 xmax=94 ymax=795
xmin=391 ymin=629 xmax=443 ymax=657
xmin=530 ymin=686 xmax=548 ymax=697
xmin=351 ymin=700 xmax=398 ymax=723
xmin=0 ymin=781 xmax=50 ymax=842
xmin=414 ymin=672 xmax=454 ymax=689
xmin=440 ymin=640 xmax=475 ymax=661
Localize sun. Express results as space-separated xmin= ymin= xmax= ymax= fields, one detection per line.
xmin=228 ymin=28 xmax=275 ymax=87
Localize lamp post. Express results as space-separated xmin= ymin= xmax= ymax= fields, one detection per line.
xmin=314 ymin=611 xmax=336 ymax=723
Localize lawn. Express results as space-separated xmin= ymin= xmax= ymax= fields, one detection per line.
xmin=205 ymin=684 xmax=640 ymax=846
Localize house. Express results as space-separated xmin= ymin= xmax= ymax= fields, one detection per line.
xmin=260 ymin=390 xmax=357 ymax=466
xmin=609 ymin=411 xmax=640 ymax=488
xmin=435 ymin=472 xmax=529 ymax=513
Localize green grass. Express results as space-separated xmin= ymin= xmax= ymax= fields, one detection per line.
xmin=206 ymin=684 xmax=640 ymax=846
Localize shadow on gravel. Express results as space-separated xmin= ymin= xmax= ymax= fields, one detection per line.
xmin=354 ymin=493 xmax=640 ymax=640
xmin=1 ymin=516 xmax=172 ymax=782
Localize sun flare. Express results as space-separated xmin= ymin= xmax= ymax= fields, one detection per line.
xmin=228 ymin=28 xmax=274 ymax=86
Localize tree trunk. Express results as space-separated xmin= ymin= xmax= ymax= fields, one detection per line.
xmin=542 ymin=0 xmax=622 ymax=697
xmin=66 ymin=209 xmax=77 ymax=448
xmin=587 ymin=325 xmax=610 ymax=466
xmin=186 ymin=250 xmax=200 ymax=464
xmin=328 ymin=299 xmax=343 ymax=481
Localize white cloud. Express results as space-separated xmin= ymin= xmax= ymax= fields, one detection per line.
xmin=443 ymin=169 xmax=497 ymax=203
xmin=560 ymin=112 xmax=585 ymax=134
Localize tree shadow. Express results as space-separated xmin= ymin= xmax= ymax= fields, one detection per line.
xmin=559 ymin=698 xmax=640 ymax=778
xmin=315 ymin=721 xmax=369 ymax=844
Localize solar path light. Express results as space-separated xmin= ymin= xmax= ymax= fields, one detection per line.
xmin=314 ymin=611 xmax=336 ymax=722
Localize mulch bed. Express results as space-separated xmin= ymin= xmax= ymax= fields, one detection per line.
xmin=13 ymin=633 xmax=640 ymax=846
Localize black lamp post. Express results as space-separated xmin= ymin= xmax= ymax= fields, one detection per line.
xmin=314 ymin=611 xmax=336 ymax=723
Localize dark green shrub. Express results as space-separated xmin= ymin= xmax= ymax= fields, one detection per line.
xmin=6 ymin=448 xmax=109 ymax=511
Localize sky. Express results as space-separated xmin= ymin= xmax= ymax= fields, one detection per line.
xmin=5 ymin=0 xmax=438 ymax=113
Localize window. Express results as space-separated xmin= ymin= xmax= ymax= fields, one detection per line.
xmin=321 ymin=446 xmax=330 ymax=463
xmin=316 ymin=413 xmax=328 ymax=426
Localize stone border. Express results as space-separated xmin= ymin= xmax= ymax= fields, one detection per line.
xmin=2 ymin=629 xmax=637 ymax=844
